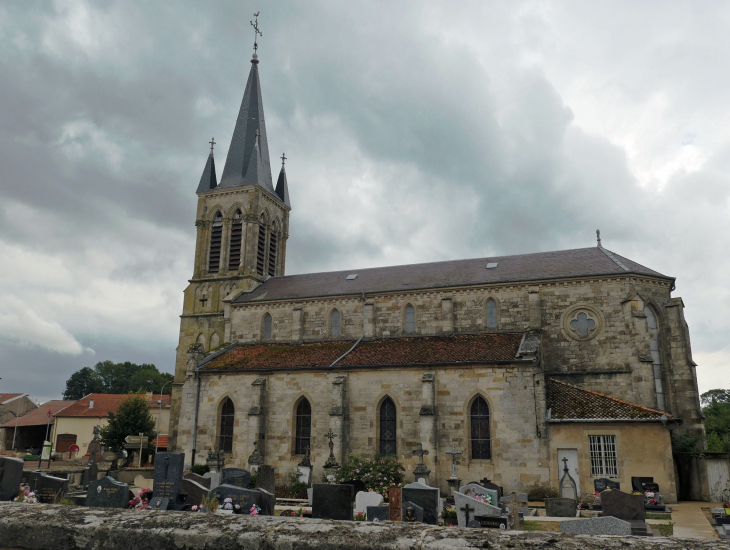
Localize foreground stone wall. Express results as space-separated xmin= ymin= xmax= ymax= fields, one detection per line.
xmin=0 ymin=503 xmax=725 ymax=550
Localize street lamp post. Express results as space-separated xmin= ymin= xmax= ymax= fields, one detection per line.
xmin=156 ymin=381 xmax=173 ymax=455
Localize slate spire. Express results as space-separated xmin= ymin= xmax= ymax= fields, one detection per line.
xmin=218 ymin=53 xmax=274 ymax=193
xmin=275 ymin=152 xmax=290 ymax=207
xmin=195 ymin=139 xmax=218 ymax=193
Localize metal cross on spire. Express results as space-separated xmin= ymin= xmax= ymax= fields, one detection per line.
xmin=281 ymin=152 xmax=287 ymax=166
xmin=250 ymin=12 xmax=262 ymax=53
xmin=209 ymin=137 xmax=216 ymax=154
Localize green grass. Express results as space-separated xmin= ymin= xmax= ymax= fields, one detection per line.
xmin=520 ymin=520 xmax=560 ymax=532
xmin=646 ymin=513 xmax=671 ymax=520
xmin=653 ymin=522 xmax=673 ymax=536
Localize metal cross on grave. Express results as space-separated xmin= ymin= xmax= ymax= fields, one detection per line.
xmin=445 ymin=444 xmax=462 ymax=479
xmin=325 ymin=429 xmax=338 ymax=458
xmin=570 ymin=312 xmax=595 ymax=336
xmin=412 ymin=443 xmax=429 ymax=464
xmin=460 ymin=502 xmax=475 ymax=526
xmin=480 ymin=477 xmax=492 ymax=487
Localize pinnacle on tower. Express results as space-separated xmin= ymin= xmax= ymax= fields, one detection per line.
xmin=275 ymin=152 xmax=290 ymax=207
xmin=195 ymin=138 xmax=218 ymax=193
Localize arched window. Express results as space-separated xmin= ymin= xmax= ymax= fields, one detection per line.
xmin=644 ymin=306 xmax=666 ymax=410
xmin=405 ymin=304 xmax=415 ymax=333
xmin=196 ymin=333 xmax=206 ymax=351
xmin=470 ymin=396 xmax=491 ymax=459
xmin=486 ymin=298 xmax=497 ymax=328
xmin=379 ymin=397 xmax=397 ymax=455
xmin=210 ymin=332 xmax=220 ymax=350
xmin=256 ymin=214 xmax=266 ymax=276
xmin=331 ymin=309 xmax=341 ymax=337
xmin=219 ymin=397 xmax=234 ymax=453
xmin=209 ymin=212 xmax=223 ymax=273
xmin=295 ymin=398 xmax=311 ymax=455
xmin=228 ymin=210 xmax=243 ymax=270
xmin=263 ymin=313 xmax=272 ymax=339
xmin=268 ymin=221 xmax=278 ymax=276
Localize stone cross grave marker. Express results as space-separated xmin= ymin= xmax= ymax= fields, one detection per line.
xmin=559 ymin=457 xmax=579 ymax=501
xmin=445 ymin=444 xmax=462 ymax=480
xmin=312 ymin=483 xmax=353 ymax=521
xmin=411 ymin=443 xmax=430 ymax=482
xmin=388 ymin=485 xmax=402 ymax=521
xmin=153 ymin=452 xmax=184 ymax=502
xmin=86 ymin=477 xmax=129 ymax=509
xmin=0 ymin=457 xmax=24 ymax=501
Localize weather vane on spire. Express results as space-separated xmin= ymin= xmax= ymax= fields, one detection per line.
xmin=250 ymin=12 xmax=262 ymax=54
xmin=209 ymin=137 xmax=216 ymax=154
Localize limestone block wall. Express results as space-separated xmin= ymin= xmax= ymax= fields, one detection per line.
xmin=175 ymin=362 xmax=549 ymax=494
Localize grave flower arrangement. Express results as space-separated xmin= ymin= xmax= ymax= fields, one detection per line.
xmin=441 ymin=506 xmax=457 ymax=527
xmin=14 ymin=484 xmax=38 ymax=504
xmin=353 ymin=512 xmax=365 ymax=521
xmin=128 ymin=496 xmax=150 ymax=510
xmin=644 ymin=491 xmax=663 ymax=506
xmin=140 ymin=488 xmax=153 ymax=501
xmin=249 ymin=504 xmax=261 ymax=516
xmin=463 ymin=489 xmax=494 ymax=506
xmin=325 ymin=453 xmax=405 ymax=498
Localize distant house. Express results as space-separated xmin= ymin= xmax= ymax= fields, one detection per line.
xmin=0 ymin=400 xmax=74 ymax=452
xmin=53 ymin=393 xmax=171 ymax=457
xmin=0 ymin=394 xmax=39 ymax=451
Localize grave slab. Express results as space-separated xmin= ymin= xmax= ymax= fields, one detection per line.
xmin=86 ymin=477 xmax=129 ymax=509
xmin=148 ymin=497 xmax=170 ymax=510
xmin=258 ymin=487 xmax=275 ymax=516
xmin=355 ymin=491 xmax=384 ymax=515
xmin=601 ymin=490 xmax=646 ymax=521
xmin=367 ymin=506 xmax=389 ymax=522
xmin=0 ymin=457 xmax=24 ymax=501
xmin=544 ymin=497 xmax=577 ymax=518
xmin=459 ymin=483 xmax=498 ymax=507
xmin=560 ymin=516 xmax=631 ymax=535
xmin=454 ymin=492 xmax=502 ymax=527
xmin=312 ymin=484 xmax=353 ymax=521
xmin=183 ymin=472 xmax=211 ymax=489
xmin=594 ymin=478 xmax=620 ymax=492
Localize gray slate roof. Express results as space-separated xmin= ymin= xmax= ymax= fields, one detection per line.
xmin=195 ymin=153 xmax=217 ymax=193
xmin=275 ymin=165 xmax=290 ymax=207
xmin=218 ymin=56 xmax=274 ymax=193
xmin=234 ymin=246 xmax=671 ymax=304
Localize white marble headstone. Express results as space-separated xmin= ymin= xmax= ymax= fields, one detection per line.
xmin=459 ymin=483 xmax=498 ymax=507
xmin=454 ymin=492 xmax=502 ymax=528
xmin=203 ymin=471 xmax=221 ymax=490
xmin=354 ymin=491 xmax=384 ymax=515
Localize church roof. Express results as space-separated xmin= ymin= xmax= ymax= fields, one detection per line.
xmin=55 ymin=393 xmax=171 ymax=418
xmin=234 ymin=247 xmax=671 ymax=304
xmin=275 ymin=165 xmax=290 ymax=207
xmin=198 ymin=332 xmax=527 ymax=372
xmin=195 ymin=152 xmax=217 ymax=193
xmin=546 ymin=378 xmax=671 ymax=421
xmin=218 ymin=55 xmax=275 ymax=194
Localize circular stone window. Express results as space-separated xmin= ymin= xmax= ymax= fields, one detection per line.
xmin=560 ymin=304 xmax=605 ymax=341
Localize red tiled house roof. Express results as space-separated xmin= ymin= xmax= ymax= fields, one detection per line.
xmin=0 ymin=400 xmax=74 ymax=428
xmin=55 ymin=394 xmax=171 ymax=418
xmin=200 ymin=333 xmax=527 ymax=372
xmin=546 ymin=378 xmax=671 ymax=421
xmin=0 ymin=394 xmax=23 ymax=404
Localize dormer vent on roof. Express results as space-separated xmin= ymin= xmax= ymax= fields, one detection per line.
xmin=486 ymin=263 xmax=498 ymax=269
xmin=346 ymin=274 xmax=358 ymax=280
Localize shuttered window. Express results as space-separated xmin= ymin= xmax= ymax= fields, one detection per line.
xmin=256 ymin=222 xmax=266 ymax=276
xmin=228 ymin=210 xmax=243 ymax=270
xmin=471 ymin=396 xmax=491 ymax=459
xmin=295 ymin=398 xmax=311 ymax=455
xmin=379 ymin=397 xmax=397 ymax=455
xmin=209 ymin=212 xmax=223 ymax=273
xmin=219 ymin=398 xmax=235 ymax=453
xmin=268 ymin=231 xmax=278 ymax=276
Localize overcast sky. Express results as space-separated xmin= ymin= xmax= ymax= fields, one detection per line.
xmin=1 ymin=1 xmax=728 ymax=403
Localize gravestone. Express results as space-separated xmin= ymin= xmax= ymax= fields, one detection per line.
xmin=133 ymin=474 xmax=152 ymax=489
xmin=355 ymin=491 xmax=384 ymax=515
xmin=153 ymin=453 xmax=185 ymax=502
xmin=258 ymin=487 xmax=275 ymax=516
xmin=82 ymin=463 xmax=99 ymax=488
xmin=459 ymin=483 xmax=498 ymax=507
xmin=402 ymin=501 xmax=424 ymax=523
xmin=0 ymin=457 xmax=24 ymax=501
xmin=221 ymin=468 xmax=251 ymax=489
xmin=388 ymin=485 xmax=402 ymax=522
xmin=26 ymin=471 xmax=43 ymax=492
xmin=471 ymin=516 xmax=509 ymax=529
xmin=602 ymin=490 xmax=646 ymax=521
xmin=311 ymin=483 xmax=354 ymax=521
xmin=642 ymin=482 xmax=660 ymax=492
xmin=343 ymin=479 xmax=366 ymax=502
xmin=544 ymin=497 xmax=577 ymax=518
xmin=255 ymin=465 xmax=275 ymax=494
xmin=307 ymin=487 xmax=313 ymax=505
xmin=559 ymin=466 xmax=579 ymax=502
xmin=38 ymin=474 xmax=69 ymax=503
xmin=454 ymin=492 xmax=502 ymax=527
xmin=560 ymin=516 xmax=631 ymax=536
xmin=86 ymin=477 xmax=129 ymax=509
xmin=594 ymin=478 xmax=620 ymax=492
xmin=203 ymin=471 xmax=221 ymax=490
xmin=148 ymin=497 xmax=170 ymax=510
xmin=209 ymin=484 xmax=260 ymax=512
xmin=183 ymin=472 xmax=211 ymax=489
xmin=631 ymin=477 xmax=654 ymax=493
xmin=180 ymin=478 xmax=209 ymax=506
xmin=402 ymin=482 xmax=439 ymax=525
xmin=475 ymin=477 xmax=503 ymax=499
xmin=367 ymin=506 xmax=389 ymax=522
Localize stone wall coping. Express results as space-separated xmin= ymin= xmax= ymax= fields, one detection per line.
xmin=0 ymin=503 xmax=726 ymax=550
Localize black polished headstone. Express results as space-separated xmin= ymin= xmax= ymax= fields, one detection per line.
xmin=594 ymin=478 xmax=620 ymax=492
xmin=343 ymin=479 xmax=366 ymax=502
xmin=38 ymin=474 xmax=69 ymax=503
xmin=602 ymin=490 xmax=646 ymax=521
xmin=209 ymin=484 xmax=260 ymax=512
xmin=255 ymin=465 xmax=275 ymax=494
xmin=257 ymin=487 xmax=275 ymax=516
xmin=153 ymin=453 xmax=185 ymax=501
xmin=86 ymin=477 xmax=129 ymax=508
xmin=367 ymin=506 xmax=389 ymax=522
xmin=0 ymin=457 xmax=24 ymax=501
xmin=472 ymin=515 xmax=509 ymax=529
xmin=149 ymin=497 xmax=170 ymax=510
xmin=642 ymin=482 xmax=660 ymax=492
xmin=402 ymin=501 xmax=424 ymax=523
xmin=631 ymin=477 xmax=654 ymax=493
xmin=312 ymin=484 xmax=354 ymax=521
xmin=221 ymin=468 xmax=251 ymax=489
xmin=402 ymin=484 xmax=439 ymax=525
xmin=24 ymin=471 xmax=42 ymax=492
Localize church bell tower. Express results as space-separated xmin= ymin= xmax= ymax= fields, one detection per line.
xmin=169 ymin=16 xmax=291 ymax=450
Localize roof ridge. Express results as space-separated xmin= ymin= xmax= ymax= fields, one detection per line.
xmin=548 ymin=378 xmax=671 ymax=417
xmin=597 ymin=246 xmax=630 ymax=271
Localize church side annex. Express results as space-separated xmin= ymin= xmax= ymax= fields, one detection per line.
xmin=169 ymin=27 xmax=704 ymax=503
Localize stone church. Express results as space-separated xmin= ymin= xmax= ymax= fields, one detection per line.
xmin=169 ymin=46 xmax=705 ymax=503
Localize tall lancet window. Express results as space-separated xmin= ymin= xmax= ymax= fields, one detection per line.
xmin=470 ymin=396 xmax=491 ymax=459
xmin=263 ymin=313 xmax=272 ymax=339
xmin=645 ymin=306 xmax=666 ymax=410
xmin=405 ymin=304 xmax=415 ymax=333
xmin=331 ymin=309 xmax=341 ymax=337
xmin=379 ymin=397 xmax=397 ymax=455
xmin=486 ymin=298 xmax=498 ymax=328
xmin=256 ymin=214 xmax=266 ymax=276
xmin=295 ymin=398 xmax=311 ymax=455
xmin=219 ymin=397 xmax=234 ymax=453
xmin=228 ymin=210 xmax=243 ymax=270
xmin=209 ymin=212 xmax=223 ymax=273
xmin=268 ymin=221 xmax=278 ymax=276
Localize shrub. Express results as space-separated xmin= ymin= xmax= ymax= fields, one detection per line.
xmin=327 ymin=453 xmax=405 ymax=498
xmin=248 ymin=473 xmax=257 ymax=489
xmin=442 ymin=507 xmax=457 ymax=525
xmin=190 ymin=463 xmax=209 ymax=476
xmin=527 ymin=485 xmax=560 ymax=502
xmin=672 ymin=435 xmax=698 ymax=453
xmin=23 ymin=454 xmax=40 ymax=462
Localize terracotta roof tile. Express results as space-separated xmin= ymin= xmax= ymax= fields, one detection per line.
xmin=546 ymin=378 xmax=671 ymax=421
xmin=151 ymin=436 xmax=168 ymax=448
xmin=0 ymin=394 xmax=24 ymax=404
xmin=201 ymin=333 xmax=526 ymax=371
xmin=55 ymin=394 xmax=171 ymax=418
xmin=0 ymin=400 xmax=73 ymax=428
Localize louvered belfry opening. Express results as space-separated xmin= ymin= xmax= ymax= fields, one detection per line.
xmin=268 ymin=230 xmax=278 ymax=276
xmin=209 ymin=212 xmax=223 ymax=273
xmin=228 ymin=210 xmax=243 ymax=271
xmin=256 ymin=223 xmax=266 ymax=275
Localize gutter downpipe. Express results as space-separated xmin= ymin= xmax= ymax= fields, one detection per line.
xmin=191 ymin=370 xmax=202 ymax=467
xmin=328 ymin=291 xmax=367 ymax=368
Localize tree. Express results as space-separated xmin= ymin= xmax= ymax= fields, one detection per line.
xmin=701 ymin=388 xmax=730 ymax=453
xmin=99 ymin=394 xmax=156 ymax=452
xmin=701 ymin=389 xmax=730 ymax=407
xmin=63 ymin=361 xmax=173 ymax=399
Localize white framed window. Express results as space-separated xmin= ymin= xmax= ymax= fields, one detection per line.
xmin=589 ymin=435 xmax=618 ymax=477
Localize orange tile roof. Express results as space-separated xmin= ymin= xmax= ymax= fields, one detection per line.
xmin=546 ymin=378 xmax=671 ymax=421
xmin=0 ymin=394 xmax=24 ymax=404
xmin=55 ymin=394 xmax=171 ymax=418
xmin=201 ymin=333 xmax=526 ymax=372
xmin=0 ymin=400 xmax=74 ymax=428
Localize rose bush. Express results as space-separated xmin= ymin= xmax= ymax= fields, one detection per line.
xmin=325 ymin=453 xmax=405 ymax=498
